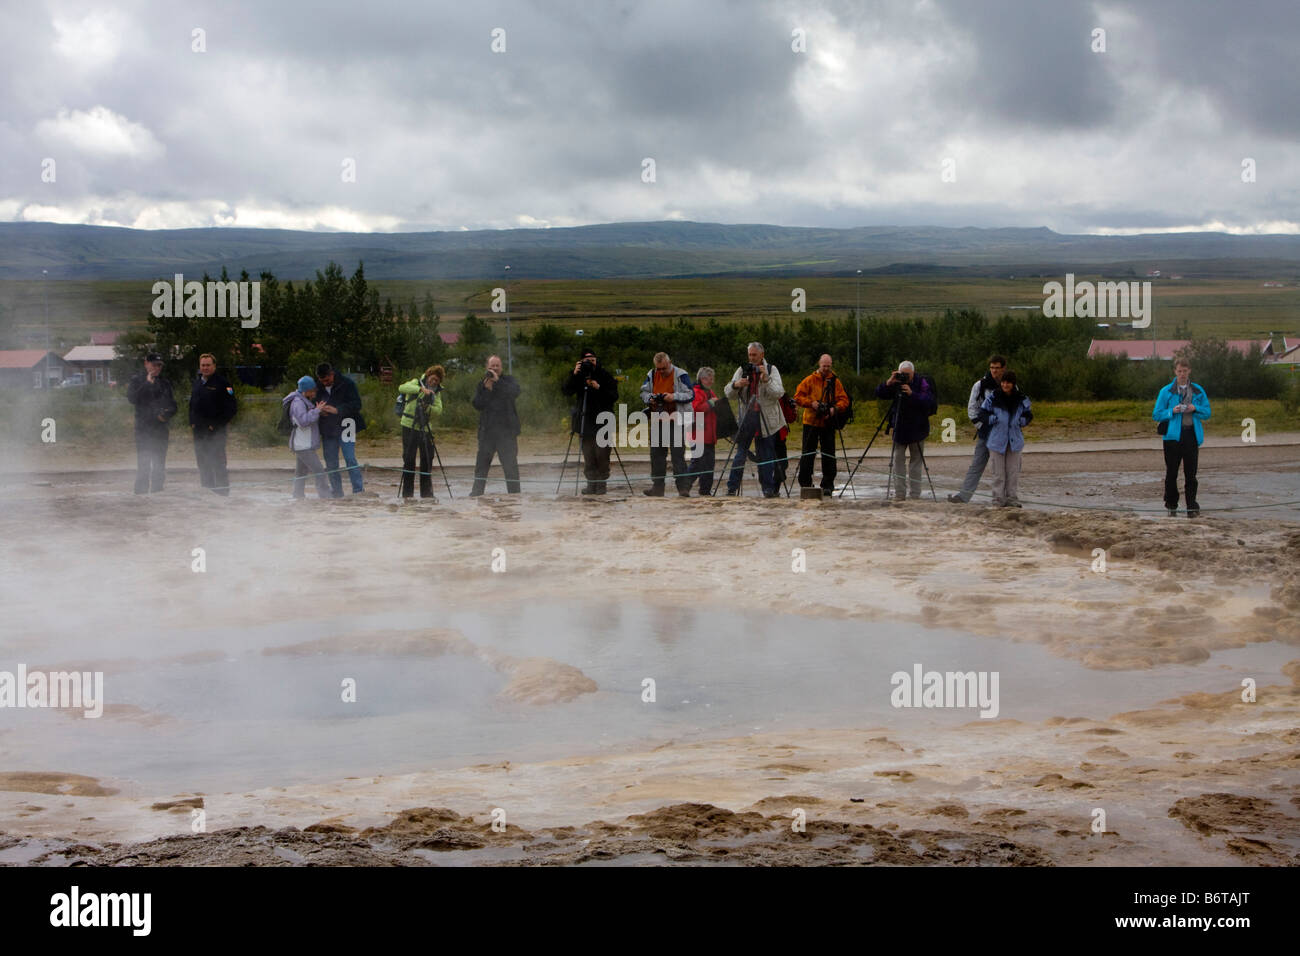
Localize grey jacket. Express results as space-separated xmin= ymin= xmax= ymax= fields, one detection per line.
xmin=725 ymin=362 xmax=785 ymax=437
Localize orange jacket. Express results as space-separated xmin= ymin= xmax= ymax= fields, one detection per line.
xmin=793 ymin=371 xmax=850 ymax=427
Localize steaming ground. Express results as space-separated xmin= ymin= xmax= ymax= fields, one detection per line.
xmin=1 ymin=442 xmax=1299 ymax=866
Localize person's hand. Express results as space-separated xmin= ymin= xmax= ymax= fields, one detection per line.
xmin=900 ymin=383 xmax=912 ymax=396
xmin=573 ymin=362 xmax=584 ymax=375
xmin=146 ymin=371 xmax=157 ymax=383
xmin=756 ymin=366 xmax=768 ymax=382
xmin=420 ymin=387 xmax=433 ymax=396
xmin=735 ymin=376 xmax=750 ymax=390
xmin=588 ymin=379 xmax=599 ymax=389
xmin=156 ymin=413 xmax=166 ymax=422
xmin=323 ymin=404 xmax=338 ymax=414
xmin=315 ymin=400 xmax=328 ymax=411
xmin=484 ymin=377 xmax=495 ymax=390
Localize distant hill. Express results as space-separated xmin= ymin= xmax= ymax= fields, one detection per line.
xmin=5 ymin=220 xmax=1300 ymax=280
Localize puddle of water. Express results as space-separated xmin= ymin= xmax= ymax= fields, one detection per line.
xmin=2 ymin=602 xmax=1295 ymax=795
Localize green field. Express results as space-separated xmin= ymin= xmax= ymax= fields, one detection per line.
xmin=3 ymin=275 xmax=1298 ymax=352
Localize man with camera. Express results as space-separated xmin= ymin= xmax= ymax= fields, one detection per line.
xmin=724 ymin=342 xmax=785 ymax=498
xmin=793 ymin=353 xmax=851 ymax=494
xmin=126 ymin=351 xmax=178 ymax=494
xmin=639 ymin=352 xmax=696 ymax=497
xmin=470 ymin=354 xmax=522 ymax=496
xmin=562 ymin=348 xmax=618 ymax=494
xmin=874 ymin=360 xmax=937 ymax=501
xmin=948 ymin=355 xmax=1005 ymax=503
xmin=397 ymin=364 xmax=444 ymax=498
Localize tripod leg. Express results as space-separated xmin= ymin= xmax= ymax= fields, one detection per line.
xmin=711 ymin=439 xmax=735 ymax=496
xmin=430 ymin=435 xmax=453 ymax=499
xmin=918 ymin=443 xmax=938 ymax=501
xmin=610 ymin=443 xmax=633 ymax=492
xmin=837 ymin=430 xmax=856 ymax=498
xmin=839 ymin=412 xmax=889 ymax=498
xmin=556 ymin=431 xmax=577 ymax=494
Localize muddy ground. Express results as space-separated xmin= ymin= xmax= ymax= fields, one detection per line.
xmin=1 ymin=440 xmax=1298 ymax=866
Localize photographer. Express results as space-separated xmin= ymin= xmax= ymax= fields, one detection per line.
xmin=638 ymin=352 xmax=696 ymax=496
xmin=724 ymin=341 xmax=785 ymax=497
xmin=948 ymin=355 xmax=1005 ymax=503
xmin=397 ymin=364 xmax=444 ymax=498
xmin=470 ymin=354 xmax=522 ymax=496
xmin=793 ymin=354 xmax=850 ymax=493
xmin=874 ymin=360 xmax=937 ymax=501
xmin=562 ymin=349 xmax=618 ymax=494
xmin=126 ymin=351 xmax=178 ymax=494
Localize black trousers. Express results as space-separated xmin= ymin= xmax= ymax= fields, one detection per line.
xmin=693 ymin=443 xmax=716 ymax=495
xmin=1163 ymin=430 xmax=1199 ymax=509
xmin=579 ymin=431 xmax=611 ymax=491
xmin=798 ymin=424 xmax=837 ymax=489
xmin=134 ymin=427 xmax=169 ymax=493
xmin=649 ymin=418 xmax=691 ymax=493
xmin=193 ymin=426 xmax=229 ymax=495
xmin=471 ymin=430 xmax=521 ymax=495
xmin=401 ymin=426 xmax=434 ymax=498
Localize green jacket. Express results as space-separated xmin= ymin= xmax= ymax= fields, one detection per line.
xmin=398 ymin=377 xmax=443 ymax=433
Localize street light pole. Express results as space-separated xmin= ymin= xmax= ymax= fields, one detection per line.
xmin=504 ymin=264 xmax=512 ymax=374
xmin=855 ymin=269 xmax=862 ymax=375
xmin=42 ymin=269 xmax=52 ymax=388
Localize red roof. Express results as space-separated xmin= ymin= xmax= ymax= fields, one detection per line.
xmin=1088 ymin=339 xmax=1270 ymax=360
xmin=90 ymin=332 xmax=119 ymax=346
xmin=439 ymin=332 xmax=460 ymax=345
xmin=0 ymin=350 xmax=57 ymax=369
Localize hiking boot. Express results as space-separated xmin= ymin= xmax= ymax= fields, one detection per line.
xmin=1186 ymin=507 xmax=1201 ymax=517
xmin=643 ymin=486 xmax=665 ymax=497
xmin=947 ymin=493 xmax=966 ymax=503
xmin=726 ymin=488 xmax=739 ymax=496
xmin=1166 ymin=508 xmax=1178 ymax=517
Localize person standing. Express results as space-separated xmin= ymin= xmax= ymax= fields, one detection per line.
xmin=639 ymin=352 xmax=695 ymax=497
xmin=398 ymin=365 xmax=444 ymax=499
xmin=470 ymin=354 xmax=522 ymax=496
xmin=282 ymin=376 xmax=333 ymax=499
xmin=724 ymin=342 xmax=785 ymax=498
xmin=793 ymin=354 xmax=850 ymax=493
xmin=562 ymin=349 xmax=619 ymax=495
xmin=689 ymin=367 xmax=721 ymax=496
xmin=315 ymin=362 xmax=365 ymax=497
xmin=978 ymin=370 xmax=1033 ymax=507
xmin=126 ymin=352 xmax=178 ymax=494
xmin=1152 ymin=357 xmax=1211 ymax=517
xmin=949 ymin=355 xmax=1006 ymax=503
xmin=189 ymin=353 xmax=237 ymax=495
xmin=874 ymin=360 xmax=937 ymax=501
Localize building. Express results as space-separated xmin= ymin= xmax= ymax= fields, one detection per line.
xmin=0 ymin=350 xmax=75 ymax=389
xmin=89 ymin=332 xmax=121 ymax=346
xmin=1086 ymin=339 xmax=1283 ymax=362
xmin=63 ymin=345 xmax=116 ymax=384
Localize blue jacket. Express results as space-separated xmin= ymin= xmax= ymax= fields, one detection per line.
xmin=979 ymin=389 xmax=1033 ymax=453
xmin=1152 ymin=380 xmax=1211 ymax=445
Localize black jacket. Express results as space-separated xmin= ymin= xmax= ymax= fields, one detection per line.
xmin=472 ymin=374 xmax=522 ymax=437
xmin=126 ymin=373 xmax=177 ymax=431
xmin=315 ymin=374 xmax=363 ymax=439
xmin=189 ymin=372 xmax=238 ymax=430
xmin=562 ymin=364 xmax=618 ymax=432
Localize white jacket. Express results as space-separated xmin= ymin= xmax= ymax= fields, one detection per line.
xmin=725 ymin=362 xmax=784 ymax=437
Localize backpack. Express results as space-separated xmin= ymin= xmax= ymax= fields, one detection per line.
xmin=713 ymin=393 xmax=738 ymax=441
xmin=826 ymin=376 xmax=853 ymax=430
xmin=779 ymin=393 xmax=798 ymax=424
xmin=277 ymin=397 xmax=294 ymax=435
xmin=394 ymin=392 xmax=408 ymax=418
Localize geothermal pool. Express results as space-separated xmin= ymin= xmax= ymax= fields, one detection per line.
xmin=2 ymin=601 xmax=1293 ymax=795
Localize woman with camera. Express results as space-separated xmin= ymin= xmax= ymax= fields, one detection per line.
xmin=397 ymin=364 xmax=444 ymax=498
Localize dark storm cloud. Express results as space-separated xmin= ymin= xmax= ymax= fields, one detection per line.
xmin=0 ymin=0 xmax=1297 ymax=233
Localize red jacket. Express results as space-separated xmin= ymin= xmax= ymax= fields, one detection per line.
xmin=692 ymin=385 xmax=718 ymax=445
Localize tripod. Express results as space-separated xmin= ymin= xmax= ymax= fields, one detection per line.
xmin=839 ymin=397 xmax=896 ymax=498
xmin=557 ymin=379 xmax=632 ymax=494
xmin=840 ymin=387 xmax=937 ymax=502
xmin=412 ymin=388 xmax=453 ymax=499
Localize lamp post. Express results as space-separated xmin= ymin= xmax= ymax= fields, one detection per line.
xmin=42 ymin=269 xmax=52 ymax=388
xmin=855 ymin=269 xmax=862 ymax=375
xmin=504 ymin=264 xmax=512 ymax=374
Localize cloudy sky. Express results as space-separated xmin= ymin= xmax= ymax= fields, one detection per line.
xmin=2 ymin=0 xmax=1297 ymax=235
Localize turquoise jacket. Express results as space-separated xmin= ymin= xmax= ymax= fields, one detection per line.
xmin=1152 ymin=380 xmax=1211 ymax=445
